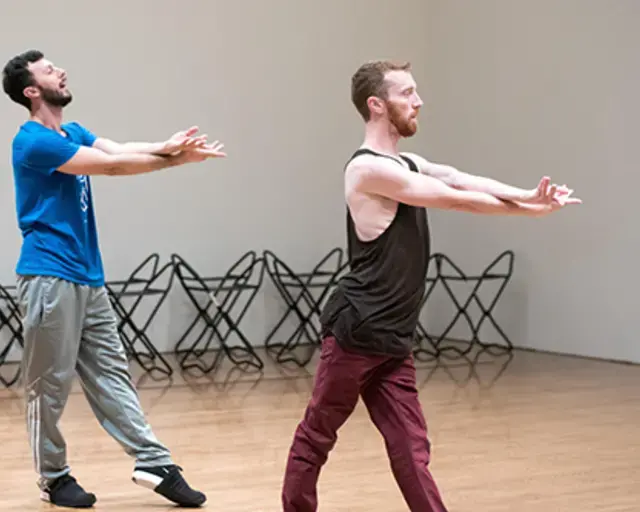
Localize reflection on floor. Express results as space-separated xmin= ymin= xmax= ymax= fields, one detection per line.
xmin=1 ymin=344 xmax=639 ymax=511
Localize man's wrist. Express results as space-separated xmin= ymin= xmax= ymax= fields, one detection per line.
xmin=150 ymin=141 xmax=171 ymax=155
xmin=517 ymin=202 xmax=551 ymax=217
xmin=164 ymin=151 xmax=187 ymax=166
xmin=506 ymin=188 xmax=535 ymax=203
xmin=474 ymin=177 xmax=534 ymax=203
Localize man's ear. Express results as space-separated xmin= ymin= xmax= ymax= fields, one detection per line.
xmin=366 ymin=96 xmax=385 ymax=116
xmin=23 ymin=85 xmax=40 ymax=101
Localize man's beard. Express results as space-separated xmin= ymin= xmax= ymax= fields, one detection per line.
xmin=387 ymin=101 xmax=418 ymax=137
xmin=40 ymin=86 xmax=73 ymax=107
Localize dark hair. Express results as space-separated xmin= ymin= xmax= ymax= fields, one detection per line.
xmin=2 ymin=50 xmax=44 ymax=109
xmin=351 ymin=60 xmax=411 ymax=121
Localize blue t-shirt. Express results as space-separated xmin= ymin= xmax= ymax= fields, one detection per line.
xmin=12 ymin=120 xmax=105 ymax=287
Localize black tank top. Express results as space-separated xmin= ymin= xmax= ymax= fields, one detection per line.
xmin=320 ymin=148 xmax=430 ymax=357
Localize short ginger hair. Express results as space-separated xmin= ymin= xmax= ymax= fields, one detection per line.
xmin=350 ymin=60 xmax=411 ymax=121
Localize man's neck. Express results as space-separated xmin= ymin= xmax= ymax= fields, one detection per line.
xmin=361 ymin=120 xmax=401 ymax=156
xmin=30 ymin=104 xmax=64 ymax=133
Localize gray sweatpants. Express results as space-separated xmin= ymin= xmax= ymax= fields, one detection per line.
xmin=16 ymin=275 xmax=173 ymax=488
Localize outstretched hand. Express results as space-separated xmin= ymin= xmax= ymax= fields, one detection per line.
xmin=548 ymin=184 xmax=582 ymax=209
xmin=523 ymin=176 xmax=558 ymax=204
xmin=156 ymin=126 xmax=205 ymax=155
xmin=524 ymin=176 xmax=581 ymax=207
xmin=529 ymin=181 xmax=582 ymax=217
xmin=178 ymin=140 xmax=227 ymax=164
xmin=157 ymin=126 xmax=226 ymax=159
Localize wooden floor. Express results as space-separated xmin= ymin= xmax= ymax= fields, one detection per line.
xmin=1 ymin=346 xmax=639 ymax=511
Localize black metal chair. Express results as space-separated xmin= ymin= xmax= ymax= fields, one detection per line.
xmin=172 ymin=251 xmax=265 ymax=375
xmin=105 ymin=253 xmax=175 ymax=378
xmin=414 ymin=250 xmax=515 ymax=361
xmin=0 ymin=284 xmax=23 ymax=388
xmin=263 ymin=248 xmax=348 ymax=367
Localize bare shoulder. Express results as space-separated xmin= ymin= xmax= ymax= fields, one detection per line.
xmin=346 ymin=153 xmax=403 ymax=189
xmin=346 ymin=152 xmax=405 ymax=180
xmin=346 ymin=152 xmax=388 ymax=172
xmin=399 ymin=151 xmax=430 ymax=171
xmin=346 ymin=153 xmax=423 ymax=203
xmin=399 ymin=151 xmax=458 ymax=182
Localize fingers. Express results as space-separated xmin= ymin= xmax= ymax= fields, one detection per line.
xmin=547 ymin=183 xmax=557 ymax=201
xmin=171 ymin=134 xmax=209 ymax=152
xmin=201 ymin=149 xmax=227 ymax=158
xmin=204 ymin=140 xmax=224 ymax=153
xmin=561 ymin=188 xmax=581 ymax=204
xmin=532 ymin=176 xmax=550 ymax=201
xmin=531 ymin=178 xmax=582 ymax=211
xmin=184 ymin=126 xmax=199 ymax=137
xmin=185 ymin=141 xmax=226 ymax=160
xmin=184 ymin=134 xmax=208 ymax=149
xmin=537 ymin=176 xmax=551 ymax=195
xmin=554 ymin=184 xmax=571 ymax=195
xmin=168 ymin=127 xmax=227 ymax=159
xmin=548 ymin=182 xmax=580 ymax=204
xmin=530 ymin=176 xmax=559 ymax=204
xmin=552 ymin=186 xmax=582 ymax=207
xmin=173 ymin=126 xmax=199 ymax=139
xmin=199 ymin=141 xmax=226 ymax=157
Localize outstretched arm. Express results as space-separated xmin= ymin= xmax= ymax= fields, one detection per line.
xmin=94 ymin=139 xmax=168 ymax=155
xmin=350 ymin=155 xmax=580 ymax=216
xmin=24 ymin=132 xmax=226 ymax=178
xmin=93 ymin=126 xmax=208 ymax=156
xmin=401 ymin=151 xmax=557 ymax=203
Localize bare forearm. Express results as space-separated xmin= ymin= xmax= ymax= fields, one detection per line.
xmin=115 ymin=141 xmax=167 ymax=155
xmin=413 ymin=157 xmax=532 ymax=201
xmin=93 ymin=137 xmax=168 ymax=156
xmin=104 ymin=152 xmax=185 ymax=176
xmin=455 ymin=174 xmax=531 ymax=201
xmin=449 ymin=190 xmax=548 ymax=216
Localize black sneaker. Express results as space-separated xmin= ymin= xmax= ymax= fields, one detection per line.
xmin=40 ymin=474 xmax=97 ymax=508
xmin=132 ymin=464 xmax=206 ymax=508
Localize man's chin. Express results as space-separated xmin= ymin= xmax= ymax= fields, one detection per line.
xmin=50 ymin=96 xmax=73 ymax=108
xmin=400 ymin=126 xmax=418 ymax=138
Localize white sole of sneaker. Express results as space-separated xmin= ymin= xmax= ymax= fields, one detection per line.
xmin=40 ymin=491 xmax=51 ymax=503
xmin=131 ymin=470 xmax=163 ymax=491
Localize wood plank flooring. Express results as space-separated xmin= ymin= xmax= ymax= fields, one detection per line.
xmin=0 ymin=346 xmax=638 ymax=511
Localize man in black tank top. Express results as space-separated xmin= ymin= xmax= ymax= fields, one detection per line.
xmin=281 ymin=61 xmax=581 ymax=512
xmin=320 ymin=147 xmax=430 ymax=358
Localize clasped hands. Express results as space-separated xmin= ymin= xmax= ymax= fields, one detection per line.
xmin=521 ymin=176 xmax=582 ymax=210
xmin=156 ymin=126 xmax=226 ymax=163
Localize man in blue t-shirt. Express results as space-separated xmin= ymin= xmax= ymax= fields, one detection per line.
xmin=3 ymin=50 xmax=225 ymax=509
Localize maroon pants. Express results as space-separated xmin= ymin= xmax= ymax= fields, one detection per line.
xmin=281 ymin=335 xmax=448 ymax=512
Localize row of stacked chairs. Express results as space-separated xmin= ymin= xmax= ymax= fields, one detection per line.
xmin=0 ymin=248 xmax=515 ymax=386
